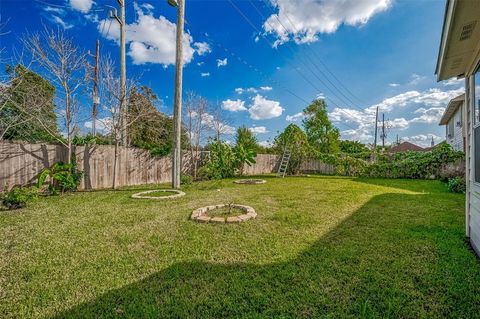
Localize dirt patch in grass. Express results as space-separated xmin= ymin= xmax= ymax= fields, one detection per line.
xmin=207 ymin=207 xmax=245 ymax=218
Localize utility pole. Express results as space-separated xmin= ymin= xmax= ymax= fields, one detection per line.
xmin=382 ymin=113 xmax=385 ymax=148
xmin=92 ymin=39 xmax=100 ymax=136
xmin=373 ymin=106 xmax=378 ymax=149
xmin=109 ymin=1 xmax=127 ymax=145
xmin=171 ymin=0 xmax=185 ymax=189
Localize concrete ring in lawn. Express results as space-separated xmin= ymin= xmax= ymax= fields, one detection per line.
xmin=131 ymin=189 xmax=185 ymax=200
xmin=233 ymin=179 xmax=266 ymax=185
xmin=191 ymin=204 xmax=257 ymax=223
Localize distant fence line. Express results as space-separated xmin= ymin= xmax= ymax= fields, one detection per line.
xmin=0 ymin=142 xmax=282 ymax=191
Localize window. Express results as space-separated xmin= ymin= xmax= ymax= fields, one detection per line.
xmin=448 ymin=120 xmax=454 ymax=139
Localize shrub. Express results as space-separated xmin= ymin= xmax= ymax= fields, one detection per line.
xmin=1 ymin=185 xmax=38 ymax=210
xmin=199 ymin=139 xmax=237 ymax=180
xmin=181 ymin=174 xmax=193 ymax=186
xmin=37 ymin=161 xmax=83 ymax=194
xmin=447 ymin=176 xmax=466 ymax=193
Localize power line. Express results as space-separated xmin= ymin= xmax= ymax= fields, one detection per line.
xmin=201 ymin=34 xmax=360 ymax=133
xmin=267 ymin=0 xmax=366 ymax=105
xmin=250 ymin=0 xmax=362 ymax=110
xmin=227 ymin=0 xmax=327 ymax=98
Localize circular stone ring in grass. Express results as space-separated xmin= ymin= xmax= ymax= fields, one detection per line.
xmin=234 ymin=179 xmax=266 ymax=185
xmin=191 ymin=204 xmax=257 ymax=223
xmin=131 ymin=189 xmax=185 ymax=200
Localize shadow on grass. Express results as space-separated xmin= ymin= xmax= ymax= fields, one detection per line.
xmin=54 ymin=192 xmax=479 ymax=318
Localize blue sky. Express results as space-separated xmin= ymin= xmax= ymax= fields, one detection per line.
xmin=0 ymin=0 xmax=465 ymax=147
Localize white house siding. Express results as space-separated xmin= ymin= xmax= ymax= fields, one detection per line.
xmin=445 ymin=104 xmax=464 ymax=151
xmin=467 ymin=72 xmax=480 ymax=255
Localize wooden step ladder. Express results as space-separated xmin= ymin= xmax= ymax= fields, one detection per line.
xmin=277 ymin=148 xmax=291 ymax=178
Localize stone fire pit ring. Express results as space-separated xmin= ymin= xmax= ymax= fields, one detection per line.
xmin=233 ymin=179 xmax=266 ymax=185
xmin=191 ymin=204 xmax=257 ymax=223
xmin=131 ymin=189 xmax=185 ymax=200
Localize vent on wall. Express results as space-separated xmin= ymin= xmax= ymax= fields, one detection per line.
xmin=459 ymin=21 xmax=477 ymax=41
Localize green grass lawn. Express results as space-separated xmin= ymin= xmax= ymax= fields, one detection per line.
xmin=1 ymin=176 xmax=479 ymax=318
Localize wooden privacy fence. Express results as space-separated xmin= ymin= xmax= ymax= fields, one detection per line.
xmin=299 ymin=159 xmax=335 ymax=175
xmin=0 ymin=142 xmax=280 ymax=191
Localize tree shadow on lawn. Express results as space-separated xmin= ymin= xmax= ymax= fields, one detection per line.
xmin=54 ymin=191 xmax=479 ymax=319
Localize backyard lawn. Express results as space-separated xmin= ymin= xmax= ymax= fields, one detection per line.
xmin=1 ymin=176 xmax=479 ymax=318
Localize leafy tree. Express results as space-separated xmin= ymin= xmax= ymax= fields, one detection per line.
xmin=1 ymin=64 xmax=59 ymax=142
xmin=339 ymin=140 xmax=369 ymax=154
xmin=273 ymin=124 xmax=313 ymax=175
xmin=200 ymin=139 xmax=237 ymax=179
xmin=234 ymin=126 xmax=258 ymax=175
xmin=235 ymin=126 xmax=258 ymax=152
xmin=302 ymin=99 xmax=340 ymax=154
xmin=128 ymin=86 xmax=185 ymax=156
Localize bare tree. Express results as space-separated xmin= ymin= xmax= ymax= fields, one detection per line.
xmin=98 ymin=55 xmax=156 ymax=189
xmin=183 ymin=91 xmax=209 ymax=179
xmin=23 ymin=28 xmax=89 ymax=163
xmin=208 ymin=102 xmax=234 ymax=141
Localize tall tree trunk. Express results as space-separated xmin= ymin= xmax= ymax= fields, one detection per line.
xmin=113 ymin=140 xmax=119 ymax=189
xmin=66 ymin=85 xmax=72 ymax=164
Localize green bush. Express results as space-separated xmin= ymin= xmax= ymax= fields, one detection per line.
xmin=447 ymin=176 xmax=466 ymax=193
xmin=1 ymin=185 xmax=38 ymax=210
xmin=37 ymin=161 xmax=83 ymax=194
xmin=199 ymin=139 xmax=237 ymax=180
xmin=312 ymin=143 xmax=463 ymax=180
xmin=181 ymin=174 xmax=193 ymax=186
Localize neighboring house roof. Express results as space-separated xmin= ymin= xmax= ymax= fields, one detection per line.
xmin=389 ymin=142 xmax=425 ymax=153
xmin=439 ymin=94 xmax=464 ymax=125
xmin=435 ymin=0 xmax=480 ymax=81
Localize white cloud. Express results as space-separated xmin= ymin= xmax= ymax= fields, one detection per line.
xmin=249 ymin=94 xmax=284 ymax=120
xmin=329 ymin=87 xmax=465 ymax=143
xmin=84 ymin=117 xmax=112 ymax=134
xmin=402 ymin=134 xmax=442 ymax=147
xmin=286 ymin=112 xmax=304 ymax=122
xmin=316 ymin=92 xmax=326 ymax=99
xmin=194 ymin=42 xmax=211 ymax=56
xmin=44 ymin=6 xmax=65 ymax=15
xmin=235 ymin=87 xmax=267 ymax=94
xmin=200 ymin=72 xmax=210 ymax=77
xmin=410 ymin=107 xmax=445 ymax=124
xmin=340 ymin=128 xmax=373 ymax=142
xmin=408 ymin=73 xmax=426 ymax=86
xmin=443 ymin=78 xmax=463 ymax=86
xmin=389 ymin=83 xmax=399 ymax=87
xmin=258 ymin=140 xmax=272 ymax=147
xmin=52 ymin=15 xmax=73 ymax=29
xmin=222 ymin=99 xmax=247 ymax=112
xmin=263 ymin=0 xmax=391 ymax=46
xmin=141 ymin=3 xmax=155 ymax=11
xmin=389 ymin=117 xmax=409 ymax=130
xmin=249 ymin=126 xmax=268 ymax=134
xmin=216 ymin=58 xmax=227 ymax=67
xmin=200 ymin=112 xmax=236 ymax=135
xmin=70 ymin=0 xmax=93 ymax=13
xmin=98 ymin=4 xmax=209 ymax=66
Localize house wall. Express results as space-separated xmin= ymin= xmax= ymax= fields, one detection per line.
xmin=445 ymin=103 xmax=464 ymax=151
xmin=466 ymin=72 xmax=480 ymax=256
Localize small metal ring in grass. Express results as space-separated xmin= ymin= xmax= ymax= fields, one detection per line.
xmin=191 ymin=204 xmax=257 ymax=223
xmin=233 ymin=179 xmax=266 ymax=185
xmin=131 ymin=189 xmax=185 ymax=200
